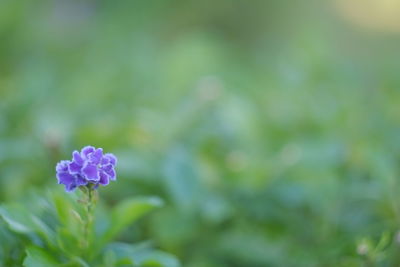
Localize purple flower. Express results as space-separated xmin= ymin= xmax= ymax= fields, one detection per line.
xmin=56 ymin=146 xmax=117 ymax=192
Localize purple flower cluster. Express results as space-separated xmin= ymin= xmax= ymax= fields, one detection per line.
xmin=56 ymin=146 xmax=117 ymax=192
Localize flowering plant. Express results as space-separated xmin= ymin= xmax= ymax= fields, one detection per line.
xmin=0 ymin=146 xmax=180 ymax=266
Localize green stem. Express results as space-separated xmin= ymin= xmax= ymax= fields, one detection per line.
xmin=83 ymin=185 xmax=94 ymax=250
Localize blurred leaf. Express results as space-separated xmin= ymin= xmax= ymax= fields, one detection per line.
xmin=115 ymin=258 xmax=134 ymax=266
xmin=57 ymin=227 xmax=82 ymax=257
xmin=163 ymin=147 xmax=199 ymax=211
xmin=108 ymin=242 xmax=180 ymax=267
xmin=23 ymin=246 xmax=58 ymax=267
xmin=51 ymin=191 xmax=76 ymax=228
xmin=59 ymin=257 xmax=90 ymax=267
xmin=0 ymin=206 xmax=32 ymax=234
xmin=141 ymin=251 xmax=180 ymax=267
xmin=95 ymin=197 xmax=163 ymax=255
xmin=30 ymin=215 xmax=56 ymax=249
xmin=103 ymin=250 xmax=117 ymax=267
xmin=375 ymin=231 xmax=391 ymax=252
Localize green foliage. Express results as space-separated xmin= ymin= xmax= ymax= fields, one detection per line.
xmin=2 ymin=0 xmax=400 ymax=266
xmin=0 ymin=190 xmax=177 ymax=266
xmin=24 ymin=246 xmax=58 ymax=267
xmin=96 ymin=197 xmax=164 ymax=255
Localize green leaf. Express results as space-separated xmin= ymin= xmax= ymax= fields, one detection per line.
xmin=103 ymin=250 xmax=117 ymax=267
xmin=30 ymin=215 xmax=56 ymax=248
xmin=23 ymin=246 xmax=58 ymax=267
xmin=375 ymin=231 xmax=391 ymax=252
xmin=163 ymin=147 xmax=199 ymax=211
xmin=51 ymin=191 xmax=75 ymax=227
xmin=95 ymin=197 xmax=163 ymax=255
xmin=115 ymin=258 xmax=134 ymax=266
xmin=57 ymin=227 xmax=83 ymax=256
xmin=0 ymin=206 xmax=32 ymax=234
xmin=141 ymin=251 xmax=180 ymax=267
xmin=107 ymin=242 xmax=180 ymax=267
xmin=59 ymin=257 xmax=90 ymax=267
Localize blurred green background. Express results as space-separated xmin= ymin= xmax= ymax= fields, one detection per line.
xmin=2 ymin=0 xmax=400 ymax=266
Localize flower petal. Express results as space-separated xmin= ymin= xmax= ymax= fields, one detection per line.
xmin=68 ymin=161 xmax=82 ymax=174
xmin=89 ymin=148 xmax=103 ymax=164
xmin=57 ymin=172 xmax=74 ymax=185
xmin=101 ymin=164 xmax=116 ymax=180
xmin=100 ymin=157 xmax=109 ymax=165
xmin=99 ymin=171 xmax=110 ymax=186
xmin=82 ymin=164 xmax=99 ymax=181
xmin=76 ymin=175 xmax=88 ymax=186
xmin=56 ymin=160 xmax=70 ymax=172
xmin=109 ymin=169 xmax=116 ymax=180
xmin=66 ymin=183 xmax=77 ymax=192
xmin=107 ymin=167 xmax=116 ymax=180
xmin=57 ymin=172 xmax=77 ymax=192
xmin=81 ymin=146 xmax=95 ymax=159
xmin=72 ymin=150 xmax=84 ymax=165
xmin=104 ymin=153 xmax=117 ymax=166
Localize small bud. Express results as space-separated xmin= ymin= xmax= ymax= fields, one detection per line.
xmin=70 ymin=209 xmax=83 ymax=223
xmin=357 ymin=240 xmax=370 ymax=256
